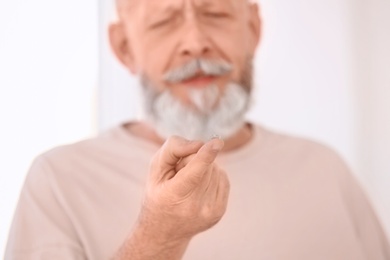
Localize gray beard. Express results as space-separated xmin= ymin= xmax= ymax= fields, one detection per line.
xmin=140 ymin=60 xmax=253 ymax=141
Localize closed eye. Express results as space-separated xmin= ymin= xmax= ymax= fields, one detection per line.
xmin=149 ymin=18 xmax=171 ymax=29
xmin=204 ymin=12 xmax=229 ymax=19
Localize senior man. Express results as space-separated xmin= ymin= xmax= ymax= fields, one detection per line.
xmin=5 ymin=0 xmax=390 ymax=259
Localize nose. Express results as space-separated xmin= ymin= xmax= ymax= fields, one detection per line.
xmin=179 ymin=19 xmax=211 ymax=58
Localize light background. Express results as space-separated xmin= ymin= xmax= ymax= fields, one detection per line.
xmin=1 ymin=0 xmax=389 ymax=256
xmin=0 ymin=0 xmax=98 ymax=255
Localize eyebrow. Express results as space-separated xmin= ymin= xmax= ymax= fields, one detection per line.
xmin=195 ymin=0 xmax=235 ymax=10
xmin=143 ymin=4 xmax=181 ymax=24
xmin=154 ymin=3 xmax=182 ymax=16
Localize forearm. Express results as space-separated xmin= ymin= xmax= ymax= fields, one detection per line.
xmin=114 ymin=223 xmax=191 ymax=260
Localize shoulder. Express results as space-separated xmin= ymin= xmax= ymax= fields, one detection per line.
xmin=23 ymin=128 xmax=109 ymax=181
xmin=21 ymin=124 xmax=156 ymax=203
xmin=42 ymin=126 xmax=123 ymax=159
xmin=256 ymin=124 xmax=347 ymax=166
xmin=26 ymin=125 xmax=135 ymax=182
xmin=248 ymin=124 xmax=353 ymax=184
xmin=37 ymin=124 xmax=146 ymax=168
xmin=250 ymin=124 xmax=367 ymax=204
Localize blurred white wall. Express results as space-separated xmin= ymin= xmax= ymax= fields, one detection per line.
xmin=98 ymin=0 xmax=142 ymax=131
xmin=99 ymin=0 xmax=390 ymax=236
xmin=349 ymin=0 xmax=390 ymax=237
xmin=0 ymin=0 xmax=98 ymax=256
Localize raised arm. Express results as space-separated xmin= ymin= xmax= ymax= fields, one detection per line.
xmin=114 ymin=136 xmax=230 ymax=260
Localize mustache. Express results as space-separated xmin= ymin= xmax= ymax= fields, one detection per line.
xmin=163 ymin=59 xmax=233 ymax=83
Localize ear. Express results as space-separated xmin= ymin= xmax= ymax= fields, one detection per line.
xmin=108 ymin=22 xmax=137 ymax=74
xmin=247 ymin=3 xmax=262 ymax=55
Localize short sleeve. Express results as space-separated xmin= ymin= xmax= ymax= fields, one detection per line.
xmin=4 ymin=156 xmax=86 ymax=260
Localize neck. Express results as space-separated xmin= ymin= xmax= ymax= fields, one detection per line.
xmin=125 ymin=121 xmax=253 ymax=153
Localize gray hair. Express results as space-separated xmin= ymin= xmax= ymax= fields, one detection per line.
xmin=163 ymin=59 xmax=233 ymax=84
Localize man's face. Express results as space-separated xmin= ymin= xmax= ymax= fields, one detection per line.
xmin=112 ymin=0 xmax=261 ymax=140
xmin=117 ymin=0 xmax=260 ymax=103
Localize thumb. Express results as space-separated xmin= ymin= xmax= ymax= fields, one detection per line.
xmin=150 ymin=136 xmax=204 ymax=182
xmin=190 ymin=138 xmax=224 ymax=168
xmin=175 ymin=138 xmax=224 ymax=189
xmin=159 ymin=136 xmax=204 ymax=168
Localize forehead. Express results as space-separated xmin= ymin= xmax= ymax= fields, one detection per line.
xmin=135 ymin=0 xmax=243 ymax=12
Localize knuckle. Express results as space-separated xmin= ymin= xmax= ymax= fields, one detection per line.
xmin=213 ymin=210 xmax=225 ymax=222
xmin=201 ymin=208 xmax=223 ymax=226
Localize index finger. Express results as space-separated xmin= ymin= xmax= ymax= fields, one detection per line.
xmin=174 ymin=138 xmax=224 ymax=190
xmin=153 ymin=135 xmax=203 ymax=171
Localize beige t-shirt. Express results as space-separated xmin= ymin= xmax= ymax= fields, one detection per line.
xmin=5 ymin=123 xmax=390 ymax=259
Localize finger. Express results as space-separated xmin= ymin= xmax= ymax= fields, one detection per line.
xmin=186 ymin=138 xmax=224 ymax=174
xmin=201 ymin=164 xmax=220 ymax=198
xmin=156 ymin=136 xmax=203 ymax=169
xmin=175 ymin=154 xmax=196 ymax=173
xmin=173 ymin=139 xmax=224 ymax=194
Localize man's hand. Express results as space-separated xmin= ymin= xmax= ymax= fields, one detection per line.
xmin=142 ymin=136 xmax=230 ymax=241
xmin=115 ymin=136 xmax=230 ymax=260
